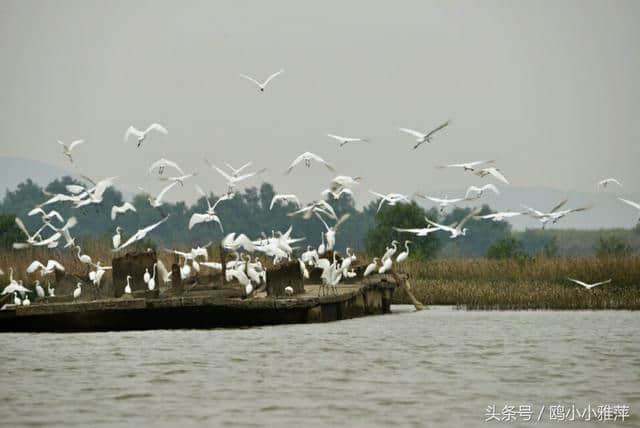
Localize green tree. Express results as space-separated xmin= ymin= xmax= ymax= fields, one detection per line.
xmin=595 ymin=235 xmax=630 ymax=257
xmin=486 ymin=236 xmax=527 ymax=260
xmin=0 ymin=214 xmax=23 ymax=250
xmin=365 ymin=202 xmax=440 ymax=259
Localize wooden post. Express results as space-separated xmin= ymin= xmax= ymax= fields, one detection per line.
xmin=172 ymin=264 xmax=182 ymax=293
xmin=391 ymin=271 xmax=426 ymax=311
xmin=220 ymin=245 xmax=226 ymax=287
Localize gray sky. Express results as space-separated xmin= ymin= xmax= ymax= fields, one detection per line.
xmin=1 ymin=1 xmax=639 ymax=215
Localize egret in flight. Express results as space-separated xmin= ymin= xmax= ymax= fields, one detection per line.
xmin=399 ymin=120 xmax=450 ymax=149
xmin=124 ymin=123 xmax=168 ymax=147
xmin=57 ymin=139 xmax=85 ymax=163
xmin=240 ymin=69 xmax=284 ymax=92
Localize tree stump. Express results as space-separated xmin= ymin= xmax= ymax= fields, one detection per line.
xmin=266 ymin=261 xmax=304 ymax=297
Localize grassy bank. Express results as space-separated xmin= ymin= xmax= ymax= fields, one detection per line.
xmin=2 ymin=243 xmax=640 ymax=310
xmin=394 ymin=256 xmax=640 ymax=309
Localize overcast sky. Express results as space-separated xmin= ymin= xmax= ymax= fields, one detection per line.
xmin=1 ymin=0 xmax=639 ymax=209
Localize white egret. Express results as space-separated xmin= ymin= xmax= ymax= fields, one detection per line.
xmin=47 ymin=282 xmax=55 ymax=297
xmin=316 ymin=213 xmax=350 ymax=251
xmin=425 ymin=208 xmax=480 ymax=239
xmin=437 ymin=160 xmax=494 ymax=172
xmin=28 ymin=207 xmax=64 ymax=223
xmin=363 ymin=258 xmax=379 ymax=277
xmin=326 ymin=134 xmax=370 ymax=147
xmin=285 ymin=152 xmax=335 ymax=174
xmin=399 ymin=120 xmax=450 ymax=149
xmin=75 ymin=246 xmax=92 ymax=266
xmin=288 ymin=200 xmax=337 ymax=220
xmin=124 ymin=123 xmax=168 ymax=147
xmin=148 ymin=158 xmax=185 ymax=176
xmin=396 ymin=241 xmax=411 ymax=263
xmin=112 ymin=226 xmax=123 ymax=249
xmin=73 ymin=283 xmax=82 ymax=300
xmin=417 ymin=194 xmax=466 ymax=212
xmin=158 ymin=172 xmax=197 ymax=186
xmin=475 ymin=167 xmax=509 ymax=184
xmin=111 ymin=202 xmax=137 ymax=220
xmin=13 ymin=292 xmax=21 ymax=306
xmin=143 ymin=268 xmax=150 ymax=283
xmin=113 ymin=215 xmax=170 ymax=251
xmin=124 ymin=275 xmax=132 ymax=294
xmin=618 ymin=197 xmax=640 ymax=222
xmin=369 ymin=191 xmax=410 ymax=212
xmin=474 ymin=211 xmax=524 ymax=222
xmin=382 ymin=240 xmax=399 ymax=261
xmin=145 ymin=181 xmax=179 ymax=208
xmin=597 ymin=178 xmax=622 ymax=189
xmin=284 ymin=286 xmax=294 ymax=296
xmin=26 ymin=260 xmax=65 ymax=276
xmin=567 ymin=278 xmax=612 ymax=290
xmin=393 ymin=226 xmax=440 ymax=236
xmin=464 ymin=184 xmax=500 ymax=199
xmin=240 ymin=69 xmax=284 ymax=92
xmin=270 ymin=194 xmax=301 ymax=210
xmin=148 ymin=264 xmax=157 ymax=291
xmin=378 ymin=257 xmax=393 ymax=274
xmin=57 ymin=139 xmax=85 ymax=162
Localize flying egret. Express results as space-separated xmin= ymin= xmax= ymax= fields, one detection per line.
xmin=326 ymin=134 xmax=370 ymax=147
xmin=618 ymin=197 xmax=640 ymax=222
xmin=113 ymin=216 xmax=170 ymax=251
xmin=26 ymin=260 xmax=65 ymax=276
xmin=417 ymin=194 xmax=466 ymax=212
xmin=240 ymin=69 xmax=284 ymax=92
xmin=567 ymin=278 xmax=612 ymax=290
xmin=393 ymin=225 xmax=441 ymax=236
xmin=57 ymin=139 xmax=85 ymax=163
xmin=474 ymin=211 xmax=524 ymax=222
xmin=124 ymin=123 xmax=168 ymax=147
xmin=316 ymin=213 xmax=350 ymax=251
xmin=597 ymin=178 xmax=622 ymax=189
xmin=144 ymin=181 xmax=179 ymax=208
xmin=437 ymin=160 xmax=494 ymax=171
xmin=158 ymin=172 xmax=197 ymax=186
xmin=369 ymin=191 xmax=410 ymax=212
xmin=111 ymin=202 xmax=136 ymax=220
xmin=475 ymin=167 xmax=509 ymax=184
xmin=270 ymin=194 xmax=301 ymax=210
xmin=399 ymin=120 xmax=450 ymax=149
xmin=285 ymin=152 xmax=335 ymax=174
xmin=28 ymin=207 xmax=64 ymax=223
xmin=425 ymin=208 xmax=481 ymax=239
xmin=464 ymin=184 xmax=500 ymax=200
xmin=148 ymin=158 xmax=185 ymax=176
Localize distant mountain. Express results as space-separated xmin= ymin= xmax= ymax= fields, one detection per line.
xmin=0 ymin=156 xmax=72 ymax=195
xmin=421 ymin=186 xmax=640 ymax=230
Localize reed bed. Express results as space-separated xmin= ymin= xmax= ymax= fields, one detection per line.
xmin=394 ymin=256 xmax=640 ymax=309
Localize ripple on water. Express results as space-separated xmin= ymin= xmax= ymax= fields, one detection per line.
xmin=1 ymin=307 xmax=638 ymax=428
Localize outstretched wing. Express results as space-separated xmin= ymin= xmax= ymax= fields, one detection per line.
xmin=567 ymin=278 xmax=588 ymax=288
xmin=457 ymin=207 xmax=481 ymax=229
xmin=285 ymin=153 xmax=306 ymax=174
xmin=240 ymin=74 xmax=262 ymax=87
xmin=124 ymin=126 xmax=142 ymax=142
xmin=618 ymin=197 xmax=640 ymax=211
xmin=26 ymin=261 xmax=44 ymax=273
xmin=425 ymin=120 xmax=450 ymax=139
xmin=398 ymin=128 xmax=426 ymax=139
xmin=263 ymin=69 xmax=284 ymax=86
xmin=550 ymin=198 xmax=569 ymax=213
xmin=189 ymin=213 xmax=209 ymax=230
xmin=156 ymin=181 xmax=179 ymax=203
xmin=145 ymin=123 xmax=168 ymax=135
xmin=14 ymin=217 xmax=31 ymax=238
xmin=68 ymin=139 xmax=85 ymax=151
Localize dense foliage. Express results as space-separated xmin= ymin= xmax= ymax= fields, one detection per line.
xmin=0 ymin=177 xmax=638 ymax=258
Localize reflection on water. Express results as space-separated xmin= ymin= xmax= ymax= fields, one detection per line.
xmin=2 ymin=306 xmax=639 ymax=427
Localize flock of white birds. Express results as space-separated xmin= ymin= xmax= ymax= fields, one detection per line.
xmin=2 ymin=69 xmax=638 ymax=306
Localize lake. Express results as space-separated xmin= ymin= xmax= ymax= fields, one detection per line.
xmin=2 ymin=306 xmax=638 ymax=427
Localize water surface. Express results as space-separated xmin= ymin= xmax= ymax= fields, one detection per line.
xmin=2 ymin=306 xmax=638 ymax=427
